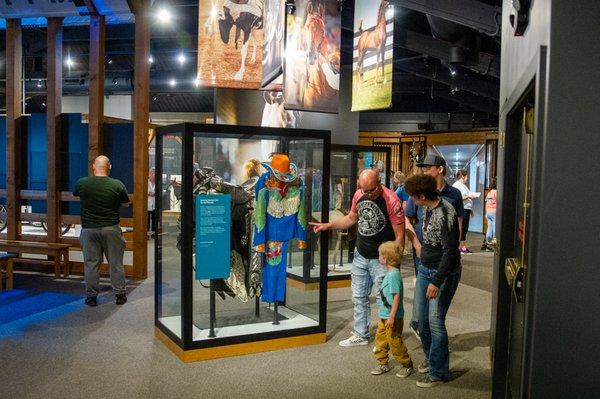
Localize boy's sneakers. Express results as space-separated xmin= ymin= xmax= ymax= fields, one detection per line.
xmin=339 ymin=333 xmax=369 ymax=347
xmin=395 ymin=365 xmax=414 ymax=378
xmin=418 ymin=359 xmax=430 ymax=374
xmin=416 ymin=375 xmax=443 ymax=388
xmin=371 ymin=364 xmax=391 ymax=375
xmin=460 ymin=247 xmax=473 ymax=254
xmin=115 ymin=294 xmax=127 ymax=305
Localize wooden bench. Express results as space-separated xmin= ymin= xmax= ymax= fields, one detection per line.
xmin=0 ymin=240 xmax=71 ymax=278
xmin=0 ymin=252 xmax=18 ymax=290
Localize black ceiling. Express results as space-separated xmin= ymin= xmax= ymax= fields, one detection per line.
xmin=0 ymin=0 xmax=501 ymax=124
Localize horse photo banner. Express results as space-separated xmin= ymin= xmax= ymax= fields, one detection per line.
xmin=197 ymin=0 xmax=264 ymax=89
xmin=284 ymin=0 xmax=341 ymax=113
xmin=351 ymin=0 xmax=394 ymax=112
xmin=261 ymin=0 xmax=285 ymax=88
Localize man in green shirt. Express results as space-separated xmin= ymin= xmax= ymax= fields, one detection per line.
xmin=73 ymin=155 xmax=131 ymax=306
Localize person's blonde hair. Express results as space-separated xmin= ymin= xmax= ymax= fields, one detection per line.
xmin=378 ymin=241 xmax=402 ymax=269
xmin=242 ymin=159 xmax=261 ymax=181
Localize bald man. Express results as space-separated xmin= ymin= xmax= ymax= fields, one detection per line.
xmin=74 ymin=155 xmax=131 ymax=307
xmin=310 ymin=169 xmax=405 ymax=347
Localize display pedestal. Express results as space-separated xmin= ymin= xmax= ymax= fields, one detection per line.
xmin=156 ymin=328 xmax=326 ymax=363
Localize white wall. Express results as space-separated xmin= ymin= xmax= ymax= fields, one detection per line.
xmin=62 ymin=95 xmax=133 ymax=120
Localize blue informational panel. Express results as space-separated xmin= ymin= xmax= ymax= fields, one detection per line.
xmin=195 ymin=194 xmax=231 ymax=280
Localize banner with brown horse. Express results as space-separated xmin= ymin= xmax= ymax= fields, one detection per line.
xmin=352 ymin=0 xmax=394 ymax=111
xmin=284 ymin=0 xmax=341 ymax=114
xmin=197 ymin=0 xmax=264 ymax=89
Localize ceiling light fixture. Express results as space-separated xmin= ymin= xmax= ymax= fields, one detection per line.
xmin=65 ymin=57 xmax=74 ymax=68
xmin=169 ymin=78 xmax=177 ymax=87
xmin=108 ymin=59 xmax=113 ymax=64
xmin=36 ymin=80 xmax=42 ymax=88
xmin=148 ymin=55 xmax=154 ymax=64
xmin=177 ymin=53 xmax=186 ymax=65
xmin=286 ymin=0 xmax=296 ymax=15
xmin=194 ymin=78 xmax=200 ymax=87
xmin=157 ymin=8 xmax=172 ymax=24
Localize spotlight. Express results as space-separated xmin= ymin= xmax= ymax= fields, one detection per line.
xmin=148 ymin=55 xmax=154 ymax=64
xmin=177 ymin=53 xmax=186 ymax=65
xmin=153 ymin=95 xmax=158 ymax=101
xmin=286 ymin=0 xmax=296 ymax=15
xmin=65 ymin=57 xmax=74 ymax=67
xmin=113 ymin=78 xmax=118 ymax=85
xmin=337 ymin=0 xmax=343 ymax=12
xmin=36 ymin=80 xmax=42 ymax=88
xmin=108 ymin=58 xmax=113 ymax=64
xmin=449 ymin=66 xmax=457 ymax=76
xmin=42 ymin=102 xmax=46 ymax=107
xmin=194 ymin=78 xmax=200 ymax=87
xmin=169 ymin=78 xmax=177 ymax=87
xmin=157 ymin=8 xmax=172 ymax=24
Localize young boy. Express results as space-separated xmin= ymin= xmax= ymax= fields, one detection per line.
xmin=371 ymin=241 xmax=414 ymax=377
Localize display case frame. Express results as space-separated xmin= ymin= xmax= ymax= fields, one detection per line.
xmin=154 ymin=123 xmax=330 ymax=360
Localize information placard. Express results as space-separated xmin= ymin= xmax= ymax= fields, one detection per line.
xmin=195 ymin=194 xmax=231 ymax=280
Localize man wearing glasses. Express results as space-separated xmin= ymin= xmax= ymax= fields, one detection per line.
xmin=310 ymin=169 xmax=405 ymax=347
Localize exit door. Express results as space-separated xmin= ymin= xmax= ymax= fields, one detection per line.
xmin=504 ymin=104 xmax=535 ymax=399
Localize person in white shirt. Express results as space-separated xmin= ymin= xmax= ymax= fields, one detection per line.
xmin=452 ymin=170 xmax=479 ymax=254
xmin=148 ymin=168 xmax=156 ymax=238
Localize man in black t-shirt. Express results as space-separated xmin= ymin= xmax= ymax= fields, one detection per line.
xmin=405 ymin=174 xmax=461 ymax=388
xmin=74 ymin=155 xmax=131 ymax=307
xmin=310 ymin=169 xmax=405 ymax=347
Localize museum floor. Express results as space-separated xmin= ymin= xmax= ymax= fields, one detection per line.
xmin=0 ymin=234 xmax=492 ymax=399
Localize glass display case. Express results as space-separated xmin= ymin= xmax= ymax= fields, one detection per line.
xmin=155 ymin=123 xmax=330 ymax=360
xmin=286 ymin=145 xmax=390 ymax=287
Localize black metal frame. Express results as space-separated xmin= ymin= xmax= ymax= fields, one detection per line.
xmin=287 ymin=144 xmax=392 ymax=284
xmin=155 ymin=123 xmax=330 ymax=351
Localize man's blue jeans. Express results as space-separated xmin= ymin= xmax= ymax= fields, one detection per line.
xmin=351 ymin=251 xmax=387 ymax=339
xmin=414 ymin=262 xmax=461 ymax=380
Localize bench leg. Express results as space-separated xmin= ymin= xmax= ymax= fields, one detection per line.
xmin=7 ymin=259 xmax=14 ymax=290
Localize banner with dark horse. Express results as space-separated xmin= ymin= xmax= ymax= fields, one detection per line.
xmin=351 ymin=0 xmax=394 ymax=111
xmin=261 ymin=0 xmax=285 ymax=88
xmin=198 ymin=0 xmax=264 ymax=89
xmin=284 ymin=0 xmax=341 ymax=114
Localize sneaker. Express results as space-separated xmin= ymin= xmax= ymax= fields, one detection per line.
xmin=115 ymin=294 xmax=127 ymax=305
xmin=85 ymin=296 xmax=97 ymax=307
xmin=410 ymin=322 xmax=421 ymax=342
xmin=418 ymin=359 xmax=430 ymax=374
xmin=396 ymin=365 xmax=414 ymax=378
xmin=417 ymin=375 xmax=443 ymax=388
xmin=371 ymin=364 xmax=391 ymax=375
xmin=339 ymin=333 xmax=369 ymax=347
xmin=460 ymin=247 xmax=473 ymax=254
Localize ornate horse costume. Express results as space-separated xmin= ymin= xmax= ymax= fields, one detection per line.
xmin=218 ymin=0 xmax=264 ymax=81
xmin=301 ymin=2 xmax=340 ymax=109
xmin=355 ymin=0 xmax=390 ymax=84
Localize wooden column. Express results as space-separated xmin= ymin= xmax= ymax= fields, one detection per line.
xmin=6 ymin=19 xmax=22 ymax=241
xmin=46 ymin=17 xmax=63 ymax=243
xmin=88 ymin=14 xmax=105 ymax=168
xmin=132 ymin=0 xmax=150 ymax=278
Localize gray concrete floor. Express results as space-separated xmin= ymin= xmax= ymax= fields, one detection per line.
xmin=0 ymin=234 xmax=493 ymax=399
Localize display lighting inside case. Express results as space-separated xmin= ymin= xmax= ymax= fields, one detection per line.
xmin=155 ymin=123 xmax=330 ymax=358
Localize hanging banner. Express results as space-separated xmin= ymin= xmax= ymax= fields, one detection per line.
xmin=197 ymin=0 xmax=264 ymax=89
xmin=195 ymin=194 xmax=231 ymax=280
xmin=284 ymin=0 xmax=341 ymax=113
xmin=261 ymin=0 xmax=285 ymax=88
xmin=351 ymin=0 xmax=394 ymax=112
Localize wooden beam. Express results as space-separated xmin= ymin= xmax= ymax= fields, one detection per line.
xmin=46 ymin=17 xmax=64 ymax=243
xmin=132 ymin=0 xmax=150 ymax=279
xmin=88 ymin=14 xmax=105 ymax=170
xmin=6 ymin=19 xmax=22 ymax=241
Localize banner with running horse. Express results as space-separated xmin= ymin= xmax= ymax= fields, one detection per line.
xmin=198 ymin=0 xmax=264 ymax=89
xmin=351 ymin=0 xmax=394 ymax=111
xmin=284 ymin=0 xmax=341 ymax=113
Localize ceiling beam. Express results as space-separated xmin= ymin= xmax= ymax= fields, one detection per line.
xmin=394 ymin=58 xmax=499 ymax=100
xmin=391 ymin=0 xmax=502 ymax=36
xmin=395 ymin=27 xmax=500 ymax=78
xmin=433 ymin=89 xmax=499 ymax=115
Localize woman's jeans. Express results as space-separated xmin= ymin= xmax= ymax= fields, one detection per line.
xmin=486 ymin=211 xmax=496 ymax=242
xmin=414 ymin=263 xmax=461 ymax=380
xmin=351 ymin=251 xmax=387 ymax=339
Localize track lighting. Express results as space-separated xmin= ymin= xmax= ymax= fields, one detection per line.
xmin=286 ymin=0 xmax=296 ymax=15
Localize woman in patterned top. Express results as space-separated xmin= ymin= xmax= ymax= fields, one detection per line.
xmin=404 ymin=174 xmax=461 ymax=388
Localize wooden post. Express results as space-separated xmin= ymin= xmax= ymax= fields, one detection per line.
xmin=132 ymin=0 xmax=150 ymax=279
xmin=88 ymin=14 xmax=105 ymax=168
xmin=6 ymin=19 xmax=22 ymax=241
xmin=46 ymin=17 xmax=63 ymax=243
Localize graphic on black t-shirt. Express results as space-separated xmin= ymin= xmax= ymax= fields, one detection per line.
xmin=357 ymin=200 xmax=386 ymax=237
